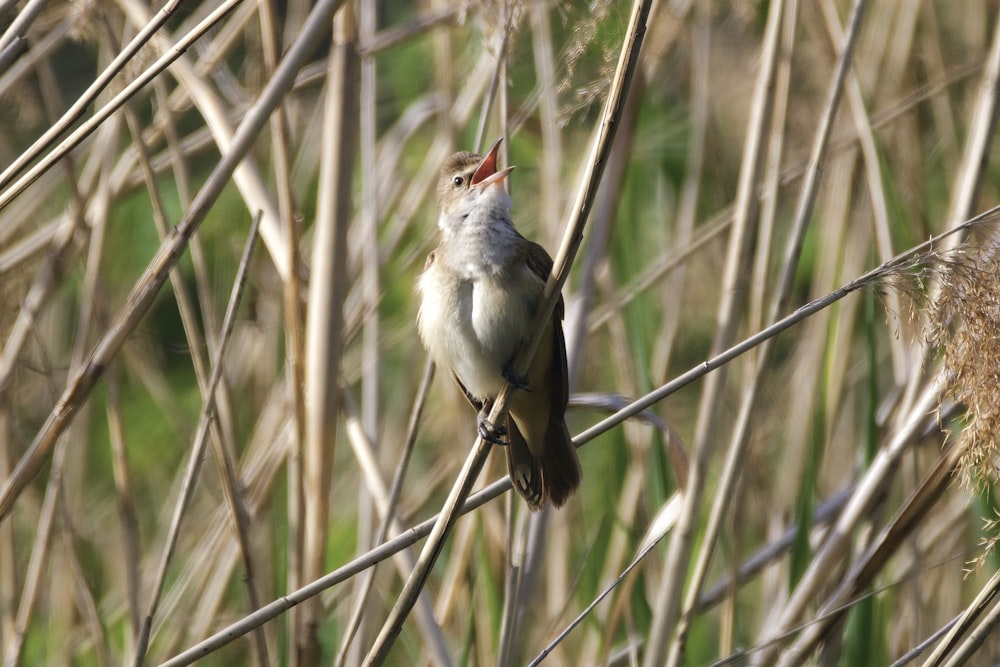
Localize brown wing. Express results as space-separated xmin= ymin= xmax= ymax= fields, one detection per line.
xmin=524 ymin=241 xmax=568 ymax=413
xmin=523 ymin=240 xmax=580 ymax=508
xmin=541 ymin=317 xmax=580 ymax=507
xmin=524 ymin=240 xmax=564 ymax=320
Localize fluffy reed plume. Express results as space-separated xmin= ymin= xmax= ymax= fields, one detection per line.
xmin=930 ymin=230 xmax=1000 ymax=488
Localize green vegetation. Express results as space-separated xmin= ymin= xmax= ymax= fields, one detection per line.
xmin=1 ymin=1 xmax=1000 ymax=665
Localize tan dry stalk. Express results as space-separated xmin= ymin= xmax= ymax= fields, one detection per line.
xmin=0 ymin=0 xmax=348 ymax=523
xmin=644 ymin=0 xmax=788 ymax=662
xmin=132 ymin=216 xmax=264 ymax=666
xmin=363 ymin=0 xmax=653 ymax=662
xmin=257 ymin=0 xmax=308 ymax=662
xmin=669 ymin=0 xmax=869 ymax=662
xmin=299 ymin=4 xmax=358 ymax=664
xmin=115 ymin=0 xmax=290 ymax=282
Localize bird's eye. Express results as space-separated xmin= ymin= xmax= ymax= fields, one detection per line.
xmin=452 ymin=175 xmax=464 ymax=187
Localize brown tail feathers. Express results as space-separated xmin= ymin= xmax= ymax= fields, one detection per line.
xmin=506 ymin=416 xmax=581 ymax=511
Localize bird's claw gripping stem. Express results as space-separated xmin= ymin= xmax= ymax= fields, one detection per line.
xmin=477 ymin=407 xmax=508 ymax=446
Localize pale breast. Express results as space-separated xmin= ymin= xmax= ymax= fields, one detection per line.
xmin=418 ymin=259 xmax=542 ymax=400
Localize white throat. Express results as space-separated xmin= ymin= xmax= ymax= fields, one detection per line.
xmin=437 ymin=186 xmax=521 ymax=277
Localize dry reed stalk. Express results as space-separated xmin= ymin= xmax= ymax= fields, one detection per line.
xmin=777 ymin=436 xmax=964 ymax=663
xmin=824 ymin=0 xmax=908 ymax=381
xmin=339 ymin=390 xmax=450 ymax=664
xmin=0 ymin=0 xmax=347 ymax=525
xmin=0 ymin=0 xmax=182 ymax=192
xmin=748 ymin=0 xmax=796 ymax=335
xmin=3 ymin=2 xmax=1000 ymax=665
xmin=299 ymin=4 xmax=357 ymax=664
xmin=755 ymin=380 xmax=942 ymax=665
xmin=103 ymin=361 xmax=141 ymax=649
xmin=0 ymin=2 xmax=243 ymax=218
xmin=115 ymin=0 xmax=290 ymax=282
xmin=155 ymin=197 xmax=980 ymax=662
xmin=644 ymin=0 xmax=788 ymax=662
xmin=255 ymin=1 xmax=306 ymax=660
xmin=363 ymin=0 xmax=653 ymax=662
xmin=650 ymin=2 xmax=704 ymax=384
xmin=933 ymin=568 xmax=1000 ymax=666
xmin=668 ymin=0 xmax=869 ymax=662
xmin=133 ymin=215 xmax=264 ymax=666
xmin=335 ymin=360 xmax=439 ymax=664
xmin=493 ymin=7 xmax=530 ymax=664
xmin=343 ymin=1 xmax=383 ymax=660
xmin=116 ymin=54 xmax=250 ymax=633
xmin=159 ymin=473 xmax=516 ymax=666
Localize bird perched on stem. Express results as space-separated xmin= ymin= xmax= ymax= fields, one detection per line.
xmin=417 ymin=137 xmax=582 ymax=510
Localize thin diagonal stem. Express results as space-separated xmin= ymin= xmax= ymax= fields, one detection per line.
xmin=157 ymin=204 xmax=995 ymax=667
xmin=0 ymin=0 xmax=346 ymax=524
xmin=362 ymin=0 xmax=653 ymax=663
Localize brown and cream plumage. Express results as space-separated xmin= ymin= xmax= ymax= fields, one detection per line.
xmin=416 ymin=138 xmax=581 ymax=510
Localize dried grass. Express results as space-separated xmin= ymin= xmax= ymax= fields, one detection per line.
xmin=2 ymin=1 xmax=1000 ymax=666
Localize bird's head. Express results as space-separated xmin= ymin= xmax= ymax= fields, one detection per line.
xmin=436 ymin=137 xmax=515 ymax=226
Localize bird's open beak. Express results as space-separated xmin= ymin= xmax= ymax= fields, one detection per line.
xmin=471 ymin=137 xmax=515 ymax=189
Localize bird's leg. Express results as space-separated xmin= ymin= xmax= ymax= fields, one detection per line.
xmin=477 ymin=398 xmax=508 ymax=446
xmin=502 ymin=360 xmax=531 ymax=391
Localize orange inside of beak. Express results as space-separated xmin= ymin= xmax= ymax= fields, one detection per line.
xmin=470 ymin=138 xmax=503 ymax=186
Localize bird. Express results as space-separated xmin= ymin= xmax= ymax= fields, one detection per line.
xmin=416 ymin=137 xmax=582 ymax=510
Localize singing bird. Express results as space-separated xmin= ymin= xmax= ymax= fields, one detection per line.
xmin=416 ymin=138 xmax=582 ymax=510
